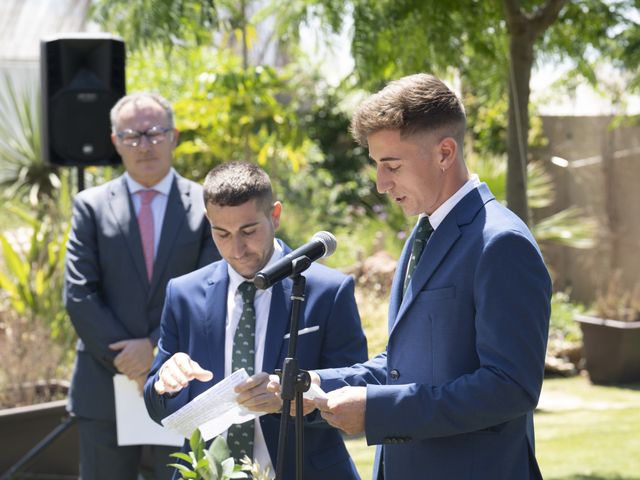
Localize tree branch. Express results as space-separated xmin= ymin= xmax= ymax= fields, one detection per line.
xmin=503 ymin=0 xmax=568 ymax=37
xmin=530 ymin=0 xmax=569 ymax=34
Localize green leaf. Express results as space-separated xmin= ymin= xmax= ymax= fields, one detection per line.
xmin=209 ymin=436 xmax=231 ymax=465
xmin=0 ymin=234 xmax=28 ymax=285
xmin=189 ymin=429 xmax=204 ymax=460
xmin=169 ymin=452 xmax=194 ymax=463
xmin=168 ymin=463 xmax=198 ymax=479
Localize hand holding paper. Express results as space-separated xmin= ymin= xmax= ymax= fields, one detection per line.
xmin=235 ymin=372 xmax=283 ymax=414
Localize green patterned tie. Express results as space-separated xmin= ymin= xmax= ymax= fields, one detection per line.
xmin=403 ymin=216 xmax=433 ymax=294
xmin=228 ymin=281 xmax=257 ymax=461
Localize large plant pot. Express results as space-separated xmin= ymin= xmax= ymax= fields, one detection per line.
xmin=575 ymin=314 xmax=640 ymax=384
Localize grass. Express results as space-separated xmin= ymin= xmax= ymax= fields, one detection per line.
xmin=343 ymin=375 xmax=640 ymax=480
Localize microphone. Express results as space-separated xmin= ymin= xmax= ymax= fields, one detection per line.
xmin=253 ymin=231 xmax=337 ymax=289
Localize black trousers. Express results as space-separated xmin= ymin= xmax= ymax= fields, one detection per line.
xmin=77 ymin=417 xmax=175 ymax=480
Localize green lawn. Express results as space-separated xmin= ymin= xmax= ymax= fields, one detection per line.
xmin=343 ymin=375 xmax=640 ymax=480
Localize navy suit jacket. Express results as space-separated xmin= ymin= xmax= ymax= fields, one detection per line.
xmin=64 ymin=173 xmax=219 ymax=421
xmin=144 ymin=241 xmax=368 ymax=480
xmin=318 ymin=184 xmax=551 ymax=480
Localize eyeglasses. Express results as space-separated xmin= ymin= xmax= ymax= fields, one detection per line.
xmin=115 ymin=126 xmax=173 ymax=147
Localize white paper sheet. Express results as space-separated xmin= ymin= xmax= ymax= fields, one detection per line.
xmin=113 ymin=374 xmax=184 ymax=446
xmin=159 ymin=368 xmax=329 ymax=441
xmin=303 ymin=382 xmax=327 ymax=401
xmin=161 ymin=368 xmax=262 ymax=441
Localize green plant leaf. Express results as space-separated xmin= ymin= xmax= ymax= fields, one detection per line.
xmin=189 ymin=429 xmax=204 ymax=460
xmin=209 ymin=436 xmax=231 ymax=465
xmin=169 ymin=452 xmax=194 ymax=463
xmin=168 ymin=463 xmax=198 ymax=479
xmin=0 ymin=234 xmax=29 ymax=285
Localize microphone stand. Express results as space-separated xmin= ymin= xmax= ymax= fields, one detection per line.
xmin=275 ymin=257 xmax=312 ymax=480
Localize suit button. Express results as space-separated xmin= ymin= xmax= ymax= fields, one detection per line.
xmin=390 ymin=369 xmax=400 ymax=380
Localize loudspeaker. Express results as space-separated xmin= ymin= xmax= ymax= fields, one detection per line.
xmin=41 ymin=34 xmax=125 ymax=167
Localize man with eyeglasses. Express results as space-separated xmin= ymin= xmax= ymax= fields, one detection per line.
xmin=64 ymin=92 xmax=220 ymax=480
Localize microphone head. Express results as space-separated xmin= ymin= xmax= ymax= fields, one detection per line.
xmin=312 ymin=231 xmax=337 ymax=257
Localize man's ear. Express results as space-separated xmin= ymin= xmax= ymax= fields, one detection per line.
xmin=439 ymin=137 xmax=458 ymax=171
xmin=271 ymin=201 xmax=282 ymax=230
xmin=170 ymin=128 xmax=180 ymax=148
xmin=111 ymin=132 xmax=122 ymax=154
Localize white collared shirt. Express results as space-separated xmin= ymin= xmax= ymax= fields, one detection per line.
xmin=223 ymin=239 xmax=283 ymax=478
xmin=125 ymin=168 xmax=175 ymax=258
xmin=421 ymin=174 xmax=481 ymax=230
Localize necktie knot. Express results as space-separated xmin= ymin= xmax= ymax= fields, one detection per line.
xmin=138 ymin=189 xmax=157 ymax=205
xmin=237 ymin=281 xmax=257 ymax=303
xmin=414 ymin=215 xmax=433 ymax=245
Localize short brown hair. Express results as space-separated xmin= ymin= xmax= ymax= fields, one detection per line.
xmin=203 ymin=161 xmax=273 ymax=213
xmin=350 ymin=73 xmax=466 ymax=147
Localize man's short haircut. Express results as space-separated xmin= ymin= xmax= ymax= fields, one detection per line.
xmin=350 ymin=73 xmax=466 ymax=147
xmin=110 ymin=92 xmax=175 ymax=132
xmin=203 ymin=161 xmax=273 ymax=213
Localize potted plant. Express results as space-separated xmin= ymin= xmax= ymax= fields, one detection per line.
xmin=170 ymin=430 xmax=270 ymax=480
xmin=575 ymin=273 xmax=640 ymax=384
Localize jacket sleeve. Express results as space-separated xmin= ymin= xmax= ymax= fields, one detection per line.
xmin=144 ymin=279 xmax=192 ymax=424
xmin=64 ymin=195 xmax=134 ymax=372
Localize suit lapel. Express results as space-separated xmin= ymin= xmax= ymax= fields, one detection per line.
xmin=204 ymin=263 xmax=229 ymax=380
xmin=262 ymin=278 xmax=292 ymax=373
xmin=151 ymin=175 xmax=190 ymax=292
xmin=262 ymin=240 xmax=294 ymax=372
xmin=109 ymin=176 xmax=148 ymax=286
xmin=388 ymin=231 xmax=412 ymax=331
xmin=390 ymin=184 xmax=495 ymax=335
xmin=392 ymin=220 xmax=461 ymax=333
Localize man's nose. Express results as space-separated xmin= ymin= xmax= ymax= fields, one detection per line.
xmin=137 ymin=134 xmax=152 ymax=151
xmin=376 ymin=169 xmax=392 ymax=194
xmin=231 ymin=237 xmax=246 ymax=258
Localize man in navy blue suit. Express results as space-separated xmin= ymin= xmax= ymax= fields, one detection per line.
xmin=144 ymin=161 xmax=367 ymax=479
xmin=310 ymin=74 xmax=552 ymax=479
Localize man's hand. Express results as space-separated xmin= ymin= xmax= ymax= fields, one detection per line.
xmin=154 ymin=352 xmax=213 ymax=395
xmin=235 ymin=372 xmax=282 ymax=414
xmin=109 ymin=338 xmax=154 ymax=379
xmin=313 ymin=386 xmax=366 ymax=435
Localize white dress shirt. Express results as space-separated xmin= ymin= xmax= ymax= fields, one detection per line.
xmin=421 ymin=174 xmax=481 ymax=230
xmin=125 ymin=168 xmax=175 ymax=258
xmin=224 ymin=240 xmax=283 ymax=478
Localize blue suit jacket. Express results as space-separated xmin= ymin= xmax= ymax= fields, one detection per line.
xmin=144 ymin=241 xmax=368 ymax=480
xmin=64 ymin=173 xmax=219 ymax=421
xmin=318 ymin=184 xmax=551 ymax=480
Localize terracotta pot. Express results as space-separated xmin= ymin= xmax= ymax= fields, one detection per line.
xmin=575 ymin=314 xmax=640 ymax=384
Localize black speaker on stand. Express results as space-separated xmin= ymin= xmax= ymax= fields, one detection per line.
xmin=41 ymin=33 xmax=125 ymax=190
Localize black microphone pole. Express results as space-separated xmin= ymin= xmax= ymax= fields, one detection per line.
xmin=274 ymin=257 xmax=312 ymax=480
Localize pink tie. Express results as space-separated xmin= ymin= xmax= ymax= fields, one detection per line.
xmin=138 ymin=190 xmax=158 ymax=281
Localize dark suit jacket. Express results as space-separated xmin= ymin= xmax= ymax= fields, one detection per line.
xmin=64 ymin=172 xmax=219 ymax=421
xmin=144 ymin=241 xmax=368 ymax=480
xmin=318 ymin=184 xmax=552 ymax=480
